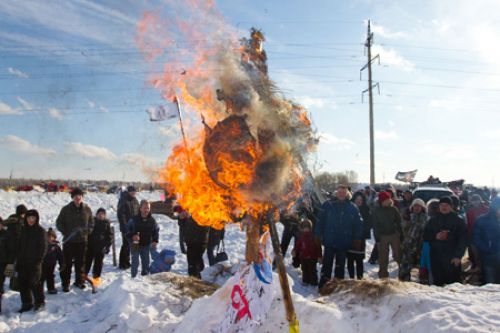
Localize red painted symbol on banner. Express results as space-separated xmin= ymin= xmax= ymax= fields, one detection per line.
xmin=231 ymin=284 xmax=252 ymax=322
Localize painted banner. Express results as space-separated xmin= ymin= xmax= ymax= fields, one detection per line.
xmin=216 ymin=232 xmax=276 ymax=333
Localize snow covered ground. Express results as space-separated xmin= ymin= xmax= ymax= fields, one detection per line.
xmin=1 ymin=191 xmax=499 ymax=333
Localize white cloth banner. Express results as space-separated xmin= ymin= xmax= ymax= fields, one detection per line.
xmin=146 ymin=104 xmax=178 ymax=122
xmin=216 ymin=232 xmax=276 ymax=333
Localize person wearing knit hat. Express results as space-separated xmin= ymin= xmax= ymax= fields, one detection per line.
xmin=372 ymin=191 xmax=403 ymax=279
xmin=41 ymin=228 xmax=63 ymax=294
xmin=423 ymin=195 xmax=467 ymax=286
xmin=16 ymin=209 xmax=47 ymax=312
xmin=399 ymin=198 xmax=428 ymax=281
xmin=466 ymin=194 xmax=489 ymax=271
xmin=85 ymin=208 xmax=111 ymax=287
xmin=439 ymin=196 xmax=453 ymax=206
xmin=70 ymin=187 xmax=84 ymax=198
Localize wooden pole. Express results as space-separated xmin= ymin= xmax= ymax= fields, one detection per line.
xmin=111 ymin=225 xmax=117 ymax=267
xmin=267 ymin=209 xmax=299 ymax=333
xmin=173 ymin=95 xmax=192 ymax=166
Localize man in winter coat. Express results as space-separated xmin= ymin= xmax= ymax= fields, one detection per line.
xmin=466 ymin=194 xmax=489 ymax=271
xmin=372 ymin=191 xmax=403 ymax=279
xmin=473 ymin=197 xmax=500 ymax=284
xmin=85 ymin=208 xmax=112 ymax=286
xmin=315 ymin=185 xmax=363 ymax=288
xmin=184 ymin=213 xmax=210 ymax=278
xmin=117 ymin=186 xmax=139 ymax=269
xmin=56 ymin=188 xmax=94 ymax=291
xmin=16 ymin=210 xmax=47 ymax=312
xmin=424 ymin=196 xmax=467 ymax=286
xmin=126 ymin=200 xmax=159 ymax=278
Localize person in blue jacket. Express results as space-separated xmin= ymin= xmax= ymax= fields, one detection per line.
xmin=149 ymin=248 xmax=176 ymax=274
xmin=315 ymin=185 xmax=363 ymax=289
xmin=473 ymin=197 xmax=500 ymax=284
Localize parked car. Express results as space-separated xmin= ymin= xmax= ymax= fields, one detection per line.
xmin=412 ymin=185 xmax=454 ymax=203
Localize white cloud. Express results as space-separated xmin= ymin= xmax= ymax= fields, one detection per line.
xmin=484 ymin=129 xmax=500 ymax=138
xmin=16 ymin=97 xmax=33 ymax=111
xmin=371 ymin=23 xmax=406 ymax=39
xmin=0 ymin=100 xmax=22 ymax=115
xmin=6 ymin=67 xmax=29 ymax=78
xmin=158 ymin=124 xmax=180 ymax=137
xmin=388 ymin=120 xmax=395 ymax=127
xmin=99 ymin=106 xmax=109 ymax=113
xmin=48 ymin=108 xmax=64 ymax=120
xmin=319 ymin=132 xmax=355 ymax=150
xmin=417 ymin=142 xmax=478 ymax=159
xmin=296 ymin=97 xmax=330 ymax=110
xmin=372 ymin=45 xmax=415 ymax=71
xmin=65 ymin=142 xmax=117 ymax=160
xmin=375 ymin=130 xmax=398 ymax=140
xmin=0 ymin=135 xmax=56 ymax=156
xmin=87 ymin=100 xmax=96 ymax=108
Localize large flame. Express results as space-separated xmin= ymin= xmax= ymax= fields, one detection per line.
xmin=138 ymin=1 xmax=317 ymax=230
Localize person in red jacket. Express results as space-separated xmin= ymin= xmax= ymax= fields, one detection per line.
xmin=466 ymin=194 xmax=489 ymax=270
xmin=292 ymin=219 xmax=322 ymax=286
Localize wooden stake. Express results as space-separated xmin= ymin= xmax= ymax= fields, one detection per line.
xmin=267 ymin=209 xmax=299 ymax=333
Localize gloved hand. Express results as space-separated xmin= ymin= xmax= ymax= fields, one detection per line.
xmin=102 ymin=246 xmax=110 ymax=255
xmin=4 ymin=264 xmax=15 ymax=277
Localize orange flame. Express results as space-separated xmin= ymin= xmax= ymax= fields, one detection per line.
xmin=138 ymin=1 xmax=313 ymax=230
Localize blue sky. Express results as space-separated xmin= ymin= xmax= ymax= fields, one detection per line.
xmin=0 ymin=0 xmax=499 ymax=186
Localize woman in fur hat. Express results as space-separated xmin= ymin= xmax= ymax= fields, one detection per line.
xmin=399 ymin=199 xmax=428 ymax=281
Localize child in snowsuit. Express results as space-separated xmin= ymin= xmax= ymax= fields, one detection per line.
xmin=292 ymin=219 xmax=322 ymax=285
xmin=85 ymin=208 xmax=112 ymax=286
xmin=149 ymin=248 xmax=176 ymax=274
xmin=17 ymin=209 xmax=47 ymax=312
xmin=399 ymin=199 xmax=428 ymax=281
xmin=41 ymin=228 xmax=64 ymax=294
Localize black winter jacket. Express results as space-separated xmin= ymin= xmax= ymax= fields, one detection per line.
xmin=117 ymin=192 xmax=140 ymax=233
xmin=17 ymin=220 xmax=47 ymax=269
xmin=424 ymin=212 xmax=467 ymax=260
xmin=88 ymin=217 xmax=112 ymax=251
xmin=184 ymin=218 xmax=209 ymax=247
xmin=43 ymin=241 xmax=63 ymax=268
xmin=126 ymin=214 xmax=159 ymax=247
xmin=56 ymin=202 xmax=94 ymax=243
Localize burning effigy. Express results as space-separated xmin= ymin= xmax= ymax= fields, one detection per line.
xmin=137 ymin=2 xmax=318 ymax=331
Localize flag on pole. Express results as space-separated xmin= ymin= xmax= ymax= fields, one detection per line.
xmin=395 ymin=169 xmax=418 ymax=183
xmin=146 ymin=104 xmax=178 ymax=122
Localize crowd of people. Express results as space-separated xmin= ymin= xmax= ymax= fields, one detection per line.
xmin=0 ymin=186 xmax=175 ymax=314
xmin=1 ymin=182 xmax=499 ymax=313
xmin=283 ymin=184 xmax=500 ymax=290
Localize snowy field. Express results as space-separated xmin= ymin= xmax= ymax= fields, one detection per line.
xmin=1 ymin=191 xmax=499 ymax=333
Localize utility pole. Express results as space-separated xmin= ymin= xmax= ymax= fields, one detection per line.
xmin=361 ymin=20 xmax=380 ymax=185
